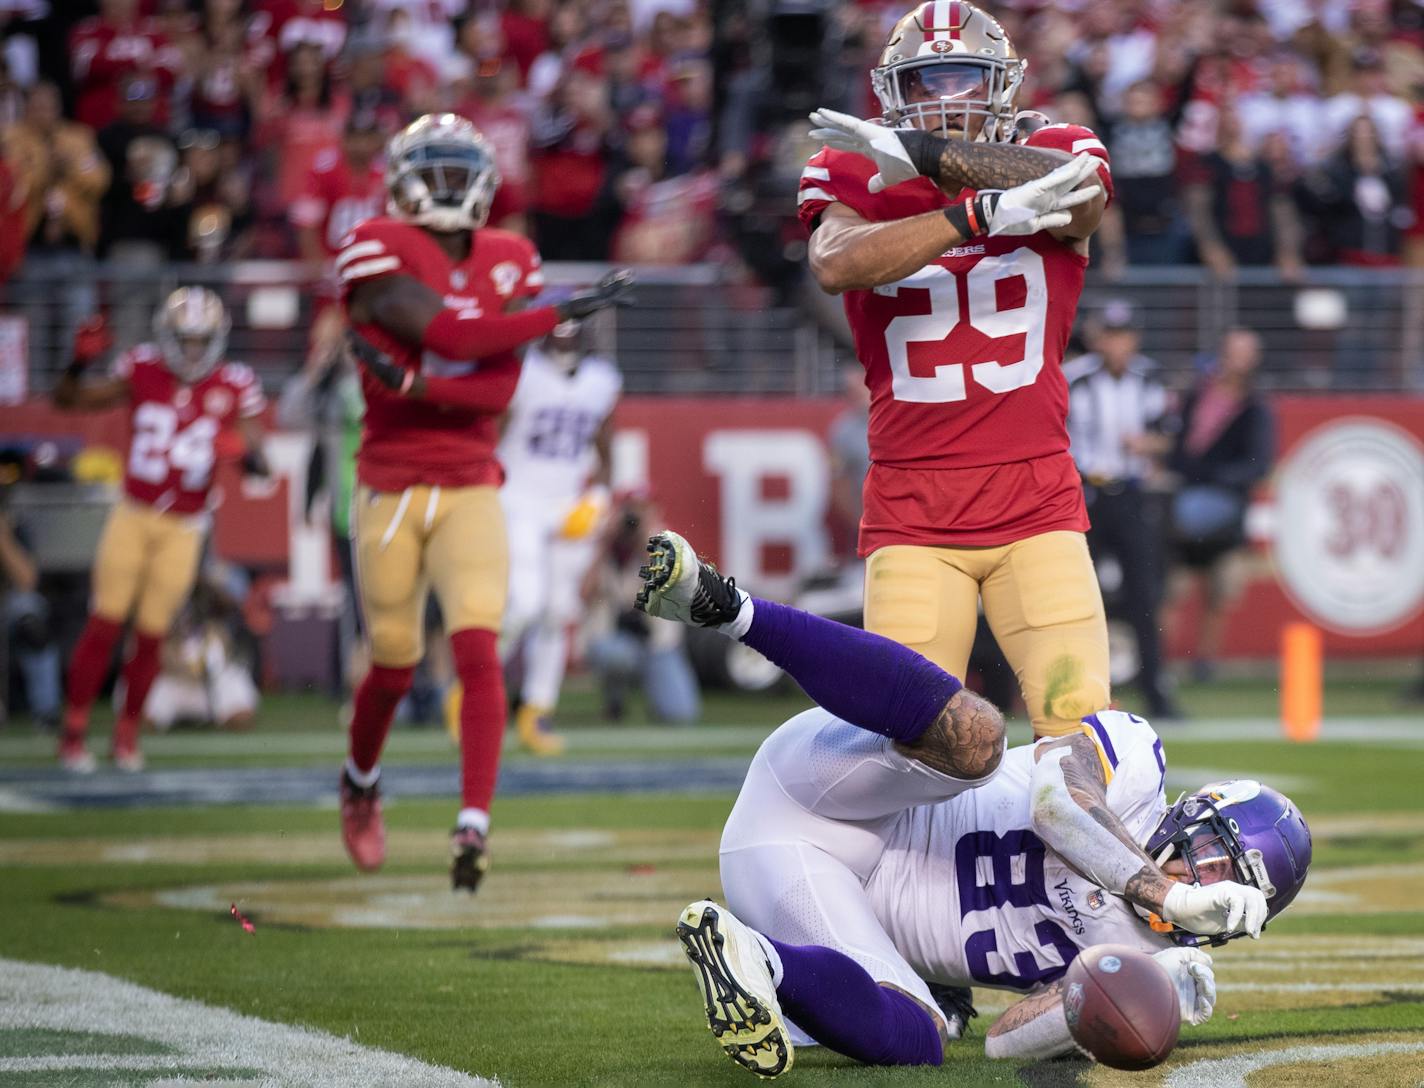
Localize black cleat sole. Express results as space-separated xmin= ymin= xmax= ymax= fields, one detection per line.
xmin=636 ymin=537 xmax=678 ymax=612
xmin=676 ymin=902 xmax=791 ymax=1078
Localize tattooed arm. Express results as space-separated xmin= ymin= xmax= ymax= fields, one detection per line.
xmin=1029 ymin=734 xmax=1175 ymax=913
xmin=931 ymin=141 xmax=1104 ymax=245
xmin=984 ymin=981 xmax=1082 ymax=1061
xmin=933 ymin=139 xmax=1069 ymax=192
xmin=893 ymin=687 xmax=1005 ymax=781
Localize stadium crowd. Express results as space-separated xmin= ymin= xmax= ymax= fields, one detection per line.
xmin=0 ymin=0 xmax=1419 ymax=288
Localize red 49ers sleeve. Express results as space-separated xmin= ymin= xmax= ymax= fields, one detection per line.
xmin=798 ymin=146 xmax=950 ymax=232
xmin=334 ymin=219 xmax=410 ymax=293
xmin=1023 ymin=123 xmax=1113 ymax=204
xmin=110 ymin=345 xmax=160 ymax=386
xmin=220 ymin=362 xmax=267 ymax=419
xmin=516 ymin=240 xmax=544 ymax=299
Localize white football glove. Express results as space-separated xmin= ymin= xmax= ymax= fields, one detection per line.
xmin=807 ymin=108 xmax=1103 ymax=237
xmin=1152 ymin=947 xmax=1217 ymax=1026
xmin=808 ymin=108 xmax=928 ymax=193
xmin=974 ymin=153 xmax=1102 ymax=237
xmin=1161 ymin=880 xmax=1269 ymax=940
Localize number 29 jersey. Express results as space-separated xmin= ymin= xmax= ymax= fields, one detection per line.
xmin=113 ymin=345 xmax=266 ymax=515
xmin=798 ymin=124 xmax=1113 ymax=552
xmin=866 ymin=710 xmax=1171 ymax=992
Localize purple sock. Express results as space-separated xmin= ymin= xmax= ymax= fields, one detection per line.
xmin=740 ymin=598 xmax=961 ymax=745
xmin=767 ymin=938 xmax=943 ymax=1066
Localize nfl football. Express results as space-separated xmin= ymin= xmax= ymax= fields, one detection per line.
xmin=1062 ymin=945 xmax=1181 ymax=1070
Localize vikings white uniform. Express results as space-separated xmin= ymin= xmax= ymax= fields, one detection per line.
xmin=498 ymin=347 xmax=621 ymax=707
xmin=719 ymin=709 xmax=1171 ymax=1028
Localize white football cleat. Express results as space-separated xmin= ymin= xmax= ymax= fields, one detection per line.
xmin=636 ymin=531 xmax=744 ymax=627
xmin=676 ymin=899 xmax=793 ymax=1078
xmin=112 ymin=745 xmax=146 ymax=774
xmin=57 ymin=736 xmax=97 ymax=775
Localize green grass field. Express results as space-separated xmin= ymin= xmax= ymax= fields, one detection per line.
xmin=3 ymin=680 xmax=1423 ymax=1087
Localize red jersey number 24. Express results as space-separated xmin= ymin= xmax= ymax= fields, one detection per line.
xmin=885 ymin=250 xmax=1048 ymax=403
xmin=129 ymin=402 xmax=219 ymax=491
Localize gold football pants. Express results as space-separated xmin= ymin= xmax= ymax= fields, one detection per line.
xmin=92 ymin=499 xmax=206 ymax=636
xmin=863 ymin=530 xmax=1110 ymax=737
xmin=353 ymin=484 xmax=508 ymax=667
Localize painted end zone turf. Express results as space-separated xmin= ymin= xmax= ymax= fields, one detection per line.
xmin=0 ymin=958 xmax=499 ymax=1088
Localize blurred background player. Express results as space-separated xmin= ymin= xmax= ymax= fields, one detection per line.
xmin=51 ymin=291 xmax=267 ymax=772
xmin=333 ymin=112 xmax=632 ymax=891
xmin=494 ymin=309 xmax=620 ymax=755
xmin=800 ymin=2 xmax=1115 ymax=746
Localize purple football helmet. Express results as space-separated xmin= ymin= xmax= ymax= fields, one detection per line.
xmin=1144 ymin=780 xmax=1312 ymax=947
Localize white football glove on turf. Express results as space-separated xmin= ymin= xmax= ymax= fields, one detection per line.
xmin=1152 ymin=947 xmax=1217 ymax=1026
xmin=1161 ymin=880 xmax=1269 ymax=940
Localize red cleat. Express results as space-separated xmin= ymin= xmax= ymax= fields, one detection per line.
xmin=340 ymin=769 xmax=386 ymax=871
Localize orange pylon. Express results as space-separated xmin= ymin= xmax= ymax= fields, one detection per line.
xmin=1281 ymin=622 xmax=1322 ymax=742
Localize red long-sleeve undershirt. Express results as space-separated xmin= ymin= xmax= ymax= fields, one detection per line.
xmin=420 ymin=304 xmax=559 ymax=360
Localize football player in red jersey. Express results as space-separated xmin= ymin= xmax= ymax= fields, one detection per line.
xmin=332 ymin=113 xmax=631 ymax=892
xmin=799 ymin=2 xmax=1114 ymax=755
xmin=52 ymin=291 xmax=268 ymax=773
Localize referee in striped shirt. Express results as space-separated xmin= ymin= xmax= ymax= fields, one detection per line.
xmin=1067 ymin=299 xmax=1180 ymax=719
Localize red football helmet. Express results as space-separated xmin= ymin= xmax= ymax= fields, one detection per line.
xmin=872 ymin=1 xmax=1024 ymax=142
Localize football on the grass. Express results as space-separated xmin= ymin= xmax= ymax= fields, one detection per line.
xmin=1062 ymin=944 xmax=1181 ymax=1070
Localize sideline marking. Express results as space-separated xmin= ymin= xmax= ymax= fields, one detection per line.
xmin=0 ymin=957 xmax=498 ymax=1088
xmin=1164 ymin=1041 xmax=1424 ymax=1088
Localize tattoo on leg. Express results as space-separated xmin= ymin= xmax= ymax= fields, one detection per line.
xmin=894 ymin=689 xmax=1004 ymax=780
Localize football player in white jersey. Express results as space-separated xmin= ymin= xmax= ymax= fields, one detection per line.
xmin=493 ymin=315 xmax=621 ymax=755
xmin=636 ymin=531 xmax=1312 ymax=1078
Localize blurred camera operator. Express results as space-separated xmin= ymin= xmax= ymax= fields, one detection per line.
xmin=583 ymin=492 xmax=700 ymax=725
xmin=0 ymin=457 xmax=61 ymax=732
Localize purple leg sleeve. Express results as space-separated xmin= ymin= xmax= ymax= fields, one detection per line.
xmin=740 ymin=598 xmax=961 ymax=745
xmin=767 ymin=938 xmax=943 ymax=1067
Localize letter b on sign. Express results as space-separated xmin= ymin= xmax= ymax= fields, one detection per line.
xmin=703 ymin=431 xmax=829 ymax=595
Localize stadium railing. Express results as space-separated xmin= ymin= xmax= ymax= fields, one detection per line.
xmin=3 ymin=261 xmax=1422 ymax=394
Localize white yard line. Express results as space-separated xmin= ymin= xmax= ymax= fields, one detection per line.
xmin=0 ymin=957 xmax=499 ymax=1088
xmin=1164 ymin=1041 xmax=1424 ymax=1088
xmin=0 ymin=787 xmax=56 ymax=813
